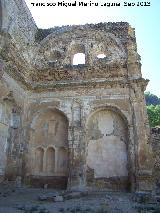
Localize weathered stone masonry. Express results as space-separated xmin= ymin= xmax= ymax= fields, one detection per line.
xmin=0 ymin=0 xmax=154 ymax=191
xmin=152 ymin=127 xmax=160 ymax=194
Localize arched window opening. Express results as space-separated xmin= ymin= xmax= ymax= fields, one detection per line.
xmin=72 ymin=53 xmax=85 ymax=65
xmin=97 ymin=53 xmax=106 ymax=59
xmin=35 ymin=147 xmax=44 ymax=173
xmin=46 ymin=147 xmax=55 ymax=173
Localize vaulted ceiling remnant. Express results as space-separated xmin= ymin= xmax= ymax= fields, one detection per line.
xmin=0 ymin=7 xmax=144 ymax=91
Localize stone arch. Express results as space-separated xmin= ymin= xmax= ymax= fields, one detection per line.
xmin=35 ymin=147 xmax=44 ymax=173
xmin=46 ymin=147 xmax=55 ymax=174
xmin=86 ymin=105 xmax=129 ymax=128
xmin=30 ymin=108 xmax=68 ymax=146
xmin=30 ymin=108 xmax=69 ymax=129
xmin=85 ymin=107 xmax=130 ymax=191
xmin=28 ymin=108 xmax=69 ymax=189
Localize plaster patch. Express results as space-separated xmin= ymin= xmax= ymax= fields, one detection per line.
xmin=87 ymin=135 xmax=128 ymax=178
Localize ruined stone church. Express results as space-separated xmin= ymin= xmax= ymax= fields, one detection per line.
xmin=0 ymin=0 xmax=154 ymax=192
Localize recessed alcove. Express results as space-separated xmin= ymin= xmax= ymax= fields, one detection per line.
xmin=46 ymin=147 xmax=55 ymax=174
xmin=35 ymin=147 xmax=44 ymax=173
xmin=29 ymin=109 xmax=69 ymax=188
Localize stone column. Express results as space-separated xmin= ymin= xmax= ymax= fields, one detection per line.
xmin=0 ymin=126 xmax=8 ymax=182
xmin=67 ymin=125 xmax=74 ymax=189
xmin=131 ymin=85 xmax=153 ymax=191
xmin=67 ymin=125 xmax=85 ymax=190
xmin=67 ymin=100 xmax=85 ymax=190
xmin=128 ymin=124 xmax=137 ymax=192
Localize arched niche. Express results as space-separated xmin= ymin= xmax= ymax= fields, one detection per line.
xmin=57 ymin=147 xmax=68 ymax=174
xmin=29 ymin=108 xmax=69 ymax=189
xmin=46 ymin=147 xmax=55 ymax=174
xmin=30 ymin=108 xmax=68 ymax=147
xmin=35 ymin=147 xmax=44 ymax=173
xmin=86 ymin=108 xmax=129 ymax=190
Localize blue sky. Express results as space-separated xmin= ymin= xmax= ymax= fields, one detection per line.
xmin=25 ymin=0 xmax=160 ymax=97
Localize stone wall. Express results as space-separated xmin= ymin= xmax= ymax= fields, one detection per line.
xmin=0 ymin=0 xmax=154 ymax=192
xmin=0 ymin=105 xmax=9 ymax=181
xmin=0 ymin=80 xmax=11 ymax=181
xmin=0 ymin=0 xmax=37 ymax=45
xmin=0 ymin=79 xmax=22 ymax=182
xmin=18 ymin=83 xmax=152 ymax=192
xmin=0 ymin=0 xmax=37 ymax=88
xmin=86 ymin=109 xmax=128 ymax=190
xmin=151 ymin=127 xmax=160 ymax=194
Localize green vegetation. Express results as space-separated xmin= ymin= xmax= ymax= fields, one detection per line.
xmin=145 ymin=92 xmax=160 ymax=127
xmin=145 ymin=92 xmax=160 ymax=106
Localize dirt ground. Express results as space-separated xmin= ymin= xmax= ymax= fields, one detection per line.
xmin=0 ymin=185 xmax=159 ymax=213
